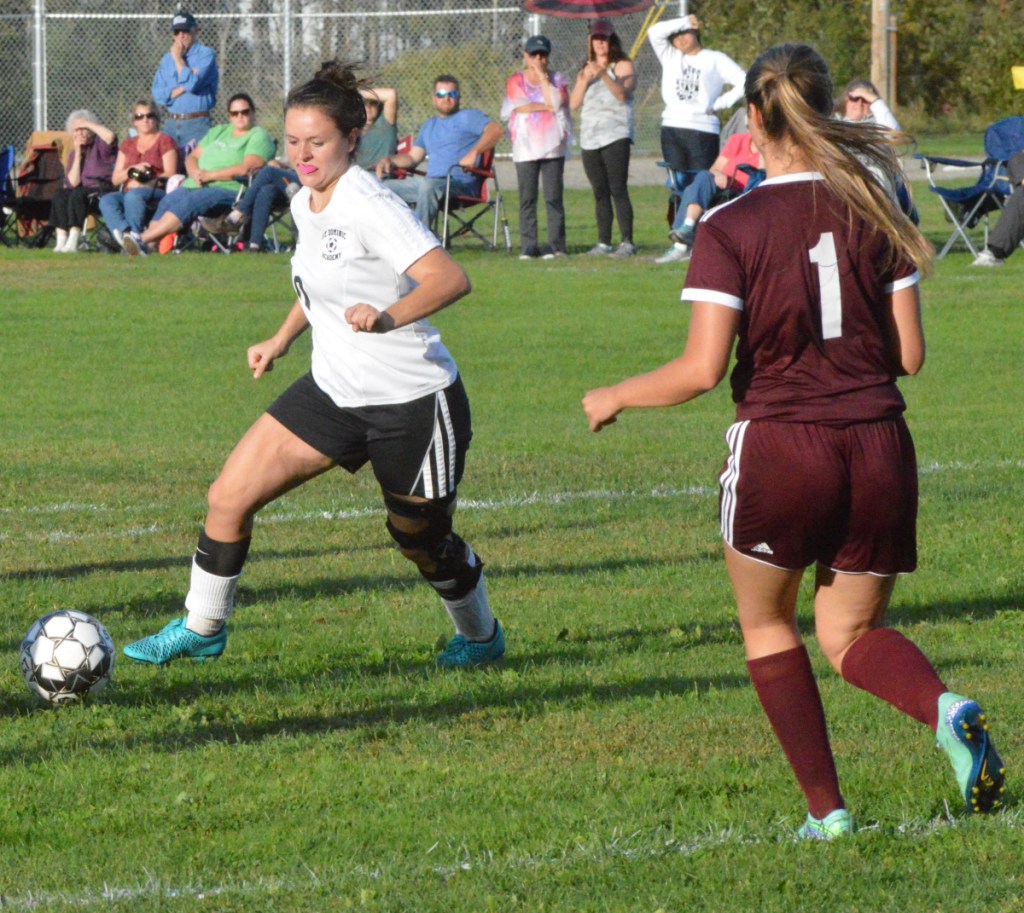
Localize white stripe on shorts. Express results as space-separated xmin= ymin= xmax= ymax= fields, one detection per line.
xmin=719 ymin=420 xmax=749 ymax=545
xmin=416 ymin=389 xmax=457 ymax=499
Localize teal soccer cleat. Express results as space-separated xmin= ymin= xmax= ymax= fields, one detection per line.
xmin=798 ymin=808 xmax=854 ymax=841
xmin=437 ymin=620 xmax=505 ymax=669
xmin=123 ymin=617 xmax=227 ymax=665
xmin=936 ymin=692 xmax=1006 ymax=814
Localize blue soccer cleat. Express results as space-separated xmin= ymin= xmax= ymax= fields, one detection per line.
xmin=123 ymin=616 xmax=227 ymax=665
xmin=797 ymin=808 xmax=854 ymax=841
xmin=437 ymin=620 xmax=505 ymax=669
xmin=936 ymin=692 xmax=1006 ymax=814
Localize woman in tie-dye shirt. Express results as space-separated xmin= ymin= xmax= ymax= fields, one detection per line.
xmin=501 ymin=34 xmax=572 ymax=259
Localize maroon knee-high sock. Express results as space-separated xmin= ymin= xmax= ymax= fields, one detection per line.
xmin=747 ymin=645 xmax=844 ymax=819
xmin=840 ymin=627 xmax=946 ymax=731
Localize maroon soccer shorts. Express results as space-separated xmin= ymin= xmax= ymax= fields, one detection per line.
xmin=718 ymin=418 xmax=918 ymax=574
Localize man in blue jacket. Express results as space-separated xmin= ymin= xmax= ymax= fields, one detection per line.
xmin=151 ymin=11 xmax=219 ymax=154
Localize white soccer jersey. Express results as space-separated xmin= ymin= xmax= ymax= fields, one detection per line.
xmin=289 ymin=166 xmax=458 ymax=408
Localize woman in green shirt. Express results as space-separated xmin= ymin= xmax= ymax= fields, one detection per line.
xmin=122 ymin=92 xmax=275 ymax=256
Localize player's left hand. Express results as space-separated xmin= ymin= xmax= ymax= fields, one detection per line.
xmin=345 ymin=304 xmax=395 ymax=333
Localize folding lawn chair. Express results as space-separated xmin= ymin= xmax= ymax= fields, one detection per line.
xmin=914 ymin=116 xmax=1024 ymax=258
xmin=9 ymin=141 xmax=66 ymax=247
xmin=1 ymin=143 xmax=18 ymax=247
xmin=658 ymin=163 xmax=702 ymax=226
xmin=439 ymin=150 xmax=510 ymax=252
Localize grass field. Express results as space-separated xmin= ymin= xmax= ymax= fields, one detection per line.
xmin=1 ymin=185 xmax=1021 ymax=912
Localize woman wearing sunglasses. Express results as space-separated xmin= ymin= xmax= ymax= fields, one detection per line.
xmin=122 ymin=92 xmax=275 ymax=256
xmin=840 ymin=79 xmax=900 ymax=131
xmin=502 ymin=35 xmax=572 ymax=259
xmin=98 ymin=102 xmax=179 ymax=250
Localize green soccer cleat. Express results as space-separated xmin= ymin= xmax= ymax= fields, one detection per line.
xmin=123 ymin=616 xmax=227 ymax=666
xmin=936 ymin=692 xmax=1006 ymax=814
xmin=437 ymin=620 xmax=505 ymax=669
xmin=797 ymin=808 xmax=854 ymax=841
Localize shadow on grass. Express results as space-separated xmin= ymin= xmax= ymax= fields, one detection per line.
xmin=0 ymin=650 xmax=752 ymax=765
xmin=885 ymin=593 xmax=1020 ymax=625
xmin=1 ymin=585 xmax=1017 ymax=762
xmin=0 ymin=541 xmax=387 ymax=583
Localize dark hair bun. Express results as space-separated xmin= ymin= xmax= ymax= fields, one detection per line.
xmin=314 ymin=60 xmax=362 ymax=92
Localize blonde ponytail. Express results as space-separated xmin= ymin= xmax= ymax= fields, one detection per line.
xmin=747 ymin=44 xmax=933 ymax=276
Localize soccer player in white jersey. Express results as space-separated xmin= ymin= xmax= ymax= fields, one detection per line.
xmin=583 ymin=44 xmax=1004 ymax=838
xmin=125 ymin=60 xmax=504 ymax=670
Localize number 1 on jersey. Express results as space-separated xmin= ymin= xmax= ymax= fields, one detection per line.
xmin=808 ymin=232 xmax=842 ymax=340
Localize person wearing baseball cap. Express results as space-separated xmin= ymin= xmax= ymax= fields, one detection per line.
xmin=570 ymin=18 xmax=637 ymax=258
xmin=151 ymin=9 xmax=220 ymax=153
xmin=647 ymin=13 xmax=745 ymax=173
xmin=502 ymin=34 xmax=572 ymax=259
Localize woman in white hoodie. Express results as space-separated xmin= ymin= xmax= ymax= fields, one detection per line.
xmin=648 ymin=14 xmax=745 ymax=172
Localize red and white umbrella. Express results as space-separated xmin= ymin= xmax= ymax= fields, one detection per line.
xmin=523 ymin=0 xmax=654 ymax=18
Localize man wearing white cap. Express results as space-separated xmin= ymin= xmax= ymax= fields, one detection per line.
xmin=152 ymin=10 xmax=219 ymax=153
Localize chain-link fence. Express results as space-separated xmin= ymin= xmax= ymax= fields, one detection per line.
xmin=0 ymin=0 xmax=699 ymax=161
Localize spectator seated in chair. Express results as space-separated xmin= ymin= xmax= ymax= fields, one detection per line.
xmin=122 ymin=93 xmax=274 ymax=257
xmin=375 ymin=75 xmax=504 ymax=230
xmin=655 ymin=131 xmax=761 ymax=264
xmin=48 ymin=110 xmax=118 ymax=253
xmin=972 ymin=150 xmax=1024 ymax=267
xmin=201 ymin=87 xmax=398 ymax=251
xmin=98 ymin=101 xmax=179 ymax=250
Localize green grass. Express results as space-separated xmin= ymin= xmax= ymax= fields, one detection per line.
xmin=0 ymin=187 xmax=1021 ymax=912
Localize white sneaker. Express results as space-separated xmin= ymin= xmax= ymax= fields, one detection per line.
xmin=971 ymin=248 xmax=1004 ymax=267
xmin=112 ymin=229 xmax=125 ymax=249
xmin=585 ymin=243 xmax=614 ymax=256
xmin=122 ymin=232 xmax=149 ymax=258
xmin=654 ymin=244 xmax=690 ymax=264
xmin=609 ymin=242 xmax=638 ymax=259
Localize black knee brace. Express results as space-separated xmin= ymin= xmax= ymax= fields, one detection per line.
xmin=195 ymin=530 xmax=251 ymax=577
xmin=382 ymin=494 xmax=483 ymax=600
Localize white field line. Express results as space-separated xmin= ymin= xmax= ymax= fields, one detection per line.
xmin=2 ymin=485 xmax=715 ymax=545
xmin=3 ymin=457 xmax=1021 ymax=545
xmin=3 ymin=808 xmax=1022 ymax=910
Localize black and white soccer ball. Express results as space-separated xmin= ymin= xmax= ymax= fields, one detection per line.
xmin=20 ymin=610 xmax=115 ymax=705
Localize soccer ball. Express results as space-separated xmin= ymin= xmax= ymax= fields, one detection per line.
xmin=20 ymin=610 xmax=115 ymax=705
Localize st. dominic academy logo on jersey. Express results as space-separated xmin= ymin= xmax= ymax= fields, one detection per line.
xmin=675 ymin=62 xmax=701 ymax=102
xmin=321 ymin=228 xmax=346 ymax=261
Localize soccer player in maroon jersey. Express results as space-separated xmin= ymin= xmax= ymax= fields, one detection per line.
xmin=583 ymin=43 xmax=1005 ymax=838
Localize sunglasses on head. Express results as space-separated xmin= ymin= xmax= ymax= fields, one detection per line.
xmin=434 ymin=90 xmax=459 ymax=99
xmin=229 ymin=107 xmax=252 ymax=116
xmin=134 ymin=112 xmax=157 ymax=120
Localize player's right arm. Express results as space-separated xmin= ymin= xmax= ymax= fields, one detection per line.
xmin=248 ymin=298 xmax=310 ymax=379
xmin=583 ymin=301 xmax=739 ymax=432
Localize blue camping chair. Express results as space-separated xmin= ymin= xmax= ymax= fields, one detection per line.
xmin=658 ymin=161 xmax=766 ymax=228
xmin=914 ymin=116 xmax=1024 ymax=258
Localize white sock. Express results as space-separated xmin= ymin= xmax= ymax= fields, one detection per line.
xmin=54 ymin=228 xmax=68 ymax=251
xmin=64 ymin=228 xmax=81 ymax=253
xmin=227 ymin=210 xmax=243 ymax=224
xmin=683 ymin=217 xmax=696 ymax=228
xmin=441 ymin=556 xmax=495 ymax=641
xmin=183 ymin=559 xmax=239 ymax=635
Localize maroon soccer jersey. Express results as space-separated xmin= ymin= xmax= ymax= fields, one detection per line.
xmin=682 ymin=173 xmax=920 ymax=425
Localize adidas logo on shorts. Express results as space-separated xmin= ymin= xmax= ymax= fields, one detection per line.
xmin=751 ymin=542 xmax=775 ymax=555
